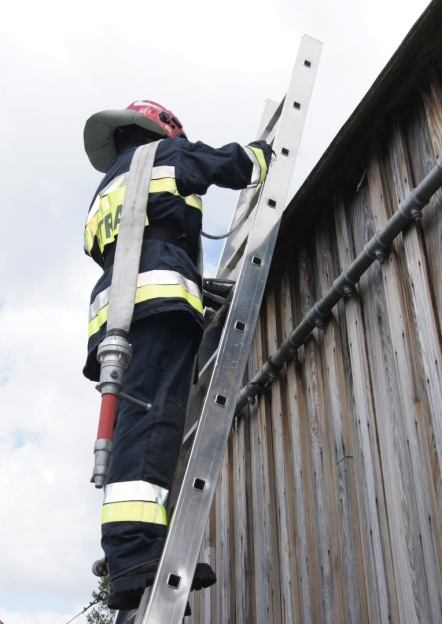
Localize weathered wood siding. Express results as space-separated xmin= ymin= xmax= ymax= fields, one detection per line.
xmin=188 ymin=55 xmax=442 ymax=623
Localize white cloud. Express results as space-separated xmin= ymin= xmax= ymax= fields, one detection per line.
xmin=0 ymin=271 xmax=102 ymax=612
xmin=0 ymin=609 xmax=88 ymax=624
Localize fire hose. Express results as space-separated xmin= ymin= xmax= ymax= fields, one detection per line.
xmin=91 ymin=141 xmax=161 ymax=488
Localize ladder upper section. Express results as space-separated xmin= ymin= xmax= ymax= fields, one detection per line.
xmin=217 ymin=35 xmax=323 ymax=281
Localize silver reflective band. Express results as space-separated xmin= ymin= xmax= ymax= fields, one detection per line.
xmin=152 ymin=165 xmax=175 ymax=179
xmin=137 ymin=270 xmax=202 ymax=299
xmin=89 ymin=286 xmax=111 ymax=320
xmin=89 ymin=270 xmax=202 ymax=321
xmin=104 ymin=480 xmax=169 ymax=506
xmin=243 ymin=146 xmax=261 ymax=187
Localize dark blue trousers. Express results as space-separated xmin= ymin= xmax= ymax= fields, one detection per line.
xmin=102 ymin=311 xmax=200 ymax=589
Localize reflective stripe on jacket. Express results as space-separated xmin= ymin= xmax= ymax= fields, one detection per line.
xmin=84 ymin=168 xmax=203 ymax=257
xmin=83 ymin=137 xmax=272 ymax=381
xmin=88 ymin=269 xmax=203 ymax=338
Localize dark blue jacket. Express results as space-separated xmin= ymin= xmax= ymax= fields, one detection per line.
xmin=83 ymin=137 xmax=272 ymax=380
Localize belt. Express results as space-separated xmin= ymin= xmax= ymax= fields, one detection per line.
xmin=103 ymin=225 xmax=188 ymax=270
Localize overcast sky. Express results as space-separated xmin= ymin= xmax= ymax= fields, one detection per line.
xmin=0 ymin=0 xmax=431 ymax=622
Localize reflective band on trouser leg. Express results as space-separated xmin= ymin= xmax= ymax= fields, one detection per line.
xmin=102 ymin=480 xmax=169 ymax=525
xmin=104 ymin=480 xmax=169 ymax=506
xmin=88 ymin=270 xmax=204 ymax=338
xmin=101 ymin=501 xmax=168 ymax=525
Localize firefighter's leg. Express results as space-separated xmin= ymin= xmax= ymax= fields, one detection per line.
xmin=102 ymin=311 xmax=200 ymax=607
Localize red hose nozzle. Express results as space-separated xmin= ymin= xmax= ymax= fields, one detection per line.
xmin=97 ymin=393 xmax=119 ymax=440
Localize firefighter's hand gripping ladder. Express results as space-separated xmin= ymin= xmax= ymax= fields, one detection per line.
xmin=97 ymin=35 xmax=322 ymax=624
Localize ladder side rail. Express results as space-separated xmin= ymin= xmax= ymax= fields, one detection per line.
xmin=216 ymin=98 xmax=280 ymax=279
xmin=139 ymin=35 xmax=323 ymax=624
xmin=187 ymin=99 xmax=280 ymax=435
xmin=167 ymin=96 xmax=278 ymax=514
xmin=179 ymin=97 xmax=281 ymax=485
xmin=216 ymin=108 xmax=282 ymax=279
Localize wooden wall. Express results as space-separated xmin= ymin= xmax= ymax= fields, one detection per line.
xmin=188 ymin=60 xmax=442 ymax=623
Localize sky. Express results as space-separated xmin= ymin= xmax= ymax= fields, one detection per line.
xmin=0 ymin=0 xmax=432 ymax=622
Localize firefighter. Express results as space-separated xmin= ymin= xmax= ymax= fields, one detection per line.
xmin=83 ymin=100 xmax=272 ymax=610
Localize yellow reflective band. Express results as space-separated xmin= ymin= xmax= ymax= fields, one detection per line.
xmin=149 ymin=177 xmax=175 ymax=194
xmin=84 ymin=180 xmax=202 ymax=255
xmin=101 ymin=501 xmax=168 ymax=525
xmin=89 ymin=304 xmax=109 ymax=338
xmin=184 ymin=194 xmax=203 ymax=210
xmin=84 ymin=186 xmax=130 ymax=254
xmin=135 ymin=284 xmax=203 ymax=311
xmin=149 ymin=178 xmax=202 ymax=210
xmin=84 ymin=220 xmax=96 ymax=254
xmin=249 ymin=146 xmax=268 ymax=183
xmin=88 ymin=283 xmax=203 ymax=338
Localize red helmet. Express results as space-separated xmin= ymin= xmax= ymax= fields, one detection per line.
xmin=84 ymin=100 xmax=186 ymax=172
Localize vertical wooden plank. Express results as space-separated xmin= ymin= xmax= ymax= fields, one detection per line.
xmin=200 ymin=516 xmax=213 ymax=624
xmin=232 ymin=413 xmax=254 ymax=624
xmin=412 ymin=73 xmax=442 ymax=508
xmin=228 ymin=439 xmax=237 ymax=623
xmin=215 ymin=448 xmax=232 ymax=623
xmin=210 ymin=503 xmax=217 ymax=622
xmin=296 ymin=243 xmax=338 ymax=623
xmin=389 ymin=123 xmax=442 ymax=471
xmin=264 ymin=279 xmax=297 ymax=623
xmin=191 ymin=499 xmax=216 ymax=623
xmin=280 ymin=259 xmax=314 ymax=623
xmin=421 ymin=64 xmax=442 ymax=333
xmin=334 ymin=192 xmax=398 ymax=623
xmin=311 ymin=226 xmax=348 ymax=624
xmin=248 ymin=315 xmax=282 ymax=624
xmin=314 ymin=218 xmax=368 ymax=623
xmin=348 ymin=165 xmax=425 ymax=623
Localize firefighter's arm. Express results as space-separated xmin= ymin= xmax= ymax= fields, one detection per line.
xmin=175 ymin=139 xmax=272 ymax=196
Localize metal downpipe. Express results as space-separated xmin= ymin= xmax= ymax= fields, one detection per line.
xmin=236 ymin=158 xmax=442 ymax=412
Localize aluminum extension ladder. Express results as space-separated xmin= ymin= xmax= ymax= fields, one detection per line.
xmin=116 ymin=35 xmax=322 ymax=624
